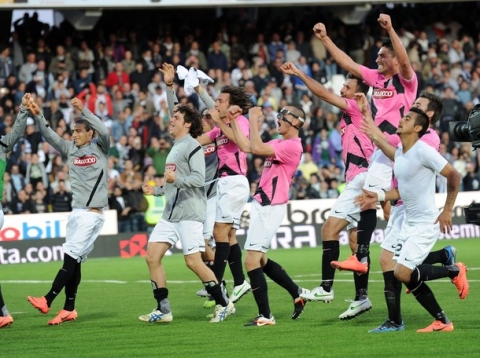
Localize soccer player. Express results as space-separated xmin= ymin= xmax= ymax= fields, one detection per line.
xmin=280 ymin=62 xmax=375 ymax=319
xmin=196 ymin=84 xmax=253 ymax=303
xmin=0 ymin=93 xmax=32 ymax=329
xmin=228 ymin=104 xmax=308 ymax=326
xmin=160 ymin=63 xmax=218 ymax=309
xmin=357 ymin=92 xmax=461 ymax=332
xmin=314 ymin=15 xmax=418 ymax=281
xmin=355 ymin=95 xmax=468 ymax=332
xmin=27 ymin=97 xmax=109 ymax=325
xmin=139 ymin=104 xmax=234 ymax=323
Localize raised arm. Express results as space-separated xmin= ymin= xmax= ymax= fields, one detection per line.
xmin=28 ymin=101 xmax=72 ymax=158
xmin=194 ymin=83 xmax=216 ymax=109
xmin=1 ymin=94 xmax=30 ymax=152
xmin=356 ymin=93 xmax=396 ymax=161
xmin=71 ymin=97 xmax=110 ymax=154
xmin=229 ymin=106 xmax=251 ymax=153
xmin=313 ymin=22 xmax=362 ymax=78
xmin=248 ymin=106 xmax=275 ymax=156
xmin=208 ymin=108 xmax=237 ymax=143
xmin=159 ymin=63 xmax=178 ymax=117
xmin=378 ymin=14 xmax=414 ymax=80
xmin=281 ymin=62 xmax=347 ymax=110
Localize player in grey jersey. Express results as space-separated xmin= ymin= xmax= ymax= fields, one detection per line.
xmin=0 ymin=93 xmax=32 ymax=329
xmin=27 ymin=97 xmax=109 ymax=325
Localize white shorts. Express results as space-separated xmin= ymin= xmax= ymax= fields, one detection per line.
xmin=216 ymin=175 xmax=249 ymax=229
xmin=203 ymin=196 xmax=217 ymax=239
xmin=394 ymin=221 xmax=440 ymax=270
xmin=64 ymin=209 xmax=105 ymax=263
xmin=381 ymin=204 xmax=406 ymax=253
xmin=244 ymin=200 xmax=285 ymax=253
xmin=329 ymin=172 xmax=367 ymax=228
xmin=363 ymin=149 xmax=393 ymax=192
xmin=149 ymin=219 xmax=204 ymax=255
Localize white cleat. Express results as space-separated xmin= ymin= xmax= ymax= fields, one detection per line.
xmin=138 ymin=309 xmax=173 ymax=323
xmin=230 ymin=281 xmax=252 ymax=303
xmin=209 ymin=300 xmax=235 ymax=323
xmin=300 ymin=287 xmax=334 ymax=303
xmin=338 ymin=298 xmax=372 ymax=320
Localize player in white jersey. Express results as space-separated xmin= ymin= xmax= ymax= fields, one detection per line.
xmin=0 ymin=93 xmax=32 ymax=329
xmin=356 ymin=97 xmax=469 ymax=332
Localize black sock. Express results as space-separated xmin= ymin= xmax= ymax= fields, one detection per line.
xmin=321 ymin=241 xmax=339 ymax=292
xmin=212 ymin=242 xmax=230 ymax=283
xmin=0 ymin=285 xmax=6 ymax=317
xmin=247 ymin=268 xmax=270 ymax=318
xmin=204 ymin=281 xmax=228 ymax=307
xmin=383 ymin=271 xmax=402 ymax=325
xmin=422 ymin=249 xmax=446 ymax=265
xmin=356 ymin=209 xmax=376 ymax=262
xmin=228 ymin=244 xmax=245 ymax=286
xmin=354 ymin=255 xmax=370 ymax=300
xmin=45 ymin=254 xmax=78 ymax=306
xmin=406 ymin=281 xmax=447 ymax=323
xmin=262 ymin=259 xmax=299 ymax=299
xmin=153 ymin=287 xmax=169 ymax=312
xmin=413 ymin=264 xmax=452 ymax=282
xmin=64 ymin=262 xmax=81 ymax=311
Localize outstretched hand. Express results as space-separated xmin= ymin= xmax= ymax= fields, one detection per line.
xmin=353 ymin=189 xmax=378 ymax=211
xmin=159 ymin=63 xmax=175 ymax=85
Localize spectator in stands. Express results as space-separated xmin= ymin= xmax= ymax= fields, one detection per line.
xmin=25 ymin=152 xmax=48 ymax=188
xmin=10 ymin=189 xmax=36 ymax=214
xmin=50 ymin=179 xmax=72 ymax=212
xmin=108 ymin=185 xmax=133 ymax=233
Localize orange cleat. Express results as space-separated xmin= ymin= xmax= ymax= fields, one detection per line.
xmin=331 ymin=255 xmax=368 ymax=274
xmin=48 ymin=309 xmax=78 ymax=325
xmin=0 ymin=315 xmax=13 ymax=328
xmin=451 ymin=263 xmax=469 ymax=299
xmin=27 ymin=296 xmax=50 ymax=314
xmin=417 ymin=320 xmax=454 ymax=333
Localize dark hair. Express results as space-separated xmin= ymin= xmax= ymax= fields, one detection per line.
xmin=287 ymin=105 xmax=306 ymax=128
xmin=174 ymin=104 xmax=203 ymax=138
xmin=220 ymin=85 xmax=253 ymax=114
xmin=346 ymin=73 xmax=369 ymax=95
xmin=418 ymin=91 xmax=444 ymax=125
xmin=409 ymin=107 xmax=429 ymax=137
xmin=73 ymin=119 xmax=96 ymax=137
xmin=381 ymin=38 xmax=395 ymax=56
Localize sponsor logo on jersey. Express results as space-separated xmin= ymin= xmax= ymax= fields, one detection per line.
xmin=165 ymin=163 xmax=177 ymax=171
xmin=216 ymin=136 xmax=229 ymax=146
xmin=73 ymin=155 xmax=97 ymax=166
xmin=372 ymin=89 xmax=394 ymax=99
xmin=264 ymin=158 xmax=273 ymax=168
xmin=204 ymin=144 xmax=216 ymax=156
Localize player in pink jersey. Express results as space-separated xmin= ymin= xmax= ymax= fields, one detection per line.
xmin=354 ymin=92 xmax=462 ymax=332
xmin=314 ymin=14 xmax=417 ymax=279
xmin=228 ymin=104 xmax=309 ymax=326
xmin=280 ymin=61 xmax=376 ymax=319
xmin=196 ymin=85 xmax=254 ymax=303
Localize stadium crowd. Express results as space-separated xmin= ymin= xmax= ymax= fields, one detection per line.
xmin=1 ymin=4 xmax=480 ymax=232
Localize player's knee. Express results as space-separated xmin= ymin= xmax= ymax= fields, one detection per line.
xmin=393 ymin=267 xmax=409 ymax=283
xmin=379 ymin=251 xmax=394 ymax=271
xmin=321 ymin=220 xmax=339 ymax=242
xmin=244 ymin=252 xmax=260 ymax=271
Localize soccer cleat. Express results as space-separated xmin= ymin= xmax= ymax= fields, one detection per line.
xmin=451 ymin=262 xmax=469 ymax=299
xmin=416 ymin=320 xmax=454 ymax=333
xmin=369 ymin=319 xmax=405 ymax=333
xmin=230 ymin=281 xmax=251 ymax=303
xmin=206 ymin=305 xmax=236 ymax=319
xmin=138 ymin=309 xmax=173 ymax=323
xmin=292 ymin=297 xmax=307 ymax=320
xmin=0 ymin=315 xmax=13 ymax=328
xmin=209 ymin=300 xmax=235 ymax=323
xmin=203 ymin=296 xmax=215 ymax=308
xmin=444 ymin=245 xmax=457 ymax=266
xmin=339 ymin=298 xmax=372 ymax=320
xmin=244 ymin=314 xmax=276 ymax=327
xmin=27 ymin=296 xmax=50 ymax=314
xmin=300 ymin=286 xmax=334 ymax=303
xmin=47 ymin=309 xmax=78 ymax=325
xmin=196 ymin=288 xmax=208 ymax=297
xmin=331 ymin=255 xmax=368 ymax=274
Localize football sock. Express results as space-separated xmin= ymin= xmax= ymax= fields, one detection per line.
xmin=212 ymin=242 xmax=230 ymax=283
xmin=247 ymin=267 xmax=271 ymax=318
xmin=153 ymin=287 xmax=169 ymax=312
xmin=354 ymin=255 xmax=370 ymax=300
xmin=422 ymin=249 xmax=445 ymax=265
xmin=412 ymin=264 xmax=456 ymax=282
xmin=204 ymin=281 xmax=228 ymax=307
xmin=262 ymin=259 xmax=299 ymax=299
xmin=383 ymin=271 xmax=402 ymax=325
xmin=46 ymin=254 xmax=78 ymax=306
xmin=64 ymin=262 xmax=81 ymax=311
xmin=355 ymin=209 xmax=376 ymax=262
xmin=321 ymin=240 xmax=339 ymax=292
xmin=228 ymin=244 xmax=245 ymax=286
xmin=406 ymin=281 xmax=447 ymax=322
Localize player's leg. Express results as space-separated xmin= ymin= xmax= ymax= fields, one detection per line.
xmin=422 ymin=245 xmax=457 ymax=266
xmin=228 ymin=228 xmax=251 ymax=303
xmin=0 ymin=285 xmax=13 ymax=328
